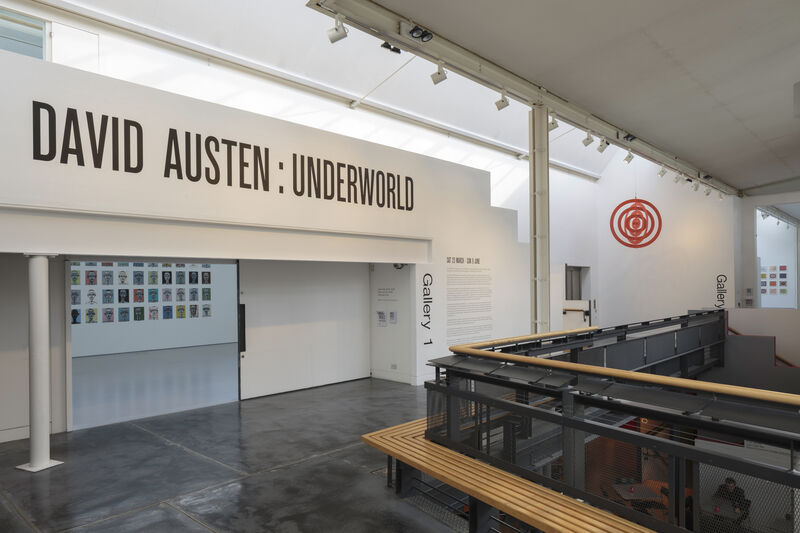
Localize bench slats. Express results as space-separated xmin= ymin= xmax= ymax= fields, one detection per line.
xmin=363 ymin=418 xmax=655 ymax=533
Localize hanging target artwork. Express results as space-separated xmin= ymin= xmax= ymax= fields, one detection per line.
xmin=610 ymin=198 xmax=662 ymax=248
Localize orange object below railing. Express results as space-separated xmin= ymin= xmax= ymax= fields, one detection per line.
xmin=727 ymin=326 xmax=797 ymax=368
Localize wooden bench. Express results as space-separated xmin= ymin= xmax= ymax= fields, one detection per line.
xmin=363 ymin=418 xmax=655 ymax=533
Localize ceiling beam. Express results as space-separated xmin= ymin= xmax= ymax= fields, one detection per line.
xmin=758 ymin=206 xmax=800 ymax=227
xmin=308 ymin=0 xmax=740 ymax=196
xmin=742 ymin=175 xmax=800 ymax=195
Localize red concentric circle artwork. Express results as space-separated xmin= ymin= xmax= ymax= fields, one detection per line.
xmin=610 ymin=199 xmax=662 ymax=248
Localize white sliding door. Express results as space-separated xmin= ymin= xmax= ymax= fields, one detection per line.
xmin=239 ymin=260 xmax=370 ymax=399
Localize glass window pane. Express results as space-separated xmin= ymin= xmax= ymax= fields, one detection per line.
xmin=0 ymin=8 xmax=45 ymax=59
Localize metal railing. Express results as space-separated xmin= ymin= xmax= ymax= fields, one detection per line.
xmin=427 ymin=310 xmax=800 ymax=532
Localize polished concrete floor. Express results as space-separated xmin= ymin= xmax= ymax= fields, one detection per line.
xmin=0 ymin=378 xmax=456 ymax=532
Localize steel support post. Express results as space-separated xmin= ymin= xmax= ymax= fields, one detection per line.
xmin=676 ymin=457 xmax=686 ymax=528
xmin=691 ymin=460 xmax=700 ymax=530
xmin=530 ymin=105 xmax=550 ymax=333
xmin=562 ymin=391 xmax=585 ymax=490
xmin=468 ymin=497 xmax=498 ymax=533
xmin=668 ymin=455 xmax=677 ymax=525
xmin=395 ymin=460 xmax=418 ymax=497
xmin=17 ymin=254 xmax=62 ymax=473
xmin=446 ymin=380 xmax=460 ymax=442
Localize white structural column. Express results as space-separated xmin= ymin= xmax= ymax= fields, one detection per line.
xmin=530 ymin=105 xmax=551 ymax=333
xmin=17 ymin=254 xmax=62 ymax=472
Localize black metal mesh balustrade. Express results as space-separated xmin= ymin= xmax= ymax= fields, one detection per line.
xmin=423 ymin=311 xmax=800 ymax=533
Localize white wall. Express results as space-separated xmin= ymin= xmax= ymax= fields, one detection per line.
xmin=0 ymin=46 xmax=528 ymax=435
xmin=370 ymin=263 xmax=414 ymax=383
xmin=549 ymin=168 xmax=600 ymax=329
xmin=414 ymin=203 xmax=529 ymax=385
xmin=739 ymin=191 xmax=800 ymax=309
xmin=238 ymin=260 xmax=371 ymax=399
xmin=72 ymin=343 xmax=238 ymax=429
xmin=546 ymin=157 xmax=736 ymax=329
xmin=756 ymin=212 xmax=797 ymax=308
xmin=728 ymin=308 xmax=800 ymax=365
xmin=594 ymin=157 xmax=736 ymax=326
xmin=0 ymin=254 xmax=67 ymax=443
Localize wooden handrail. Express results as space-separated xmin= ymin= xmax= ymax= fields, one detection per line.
xmin=727 ymin=326 xmax=797 ymax=368
xmin=448 ymin=328 xmax=800 ymax=408
xmin=450 ymin=326 xmax=597 ymax=351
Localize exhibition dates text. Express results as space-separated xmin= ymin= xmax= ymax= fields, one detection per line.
xmin=31 ymin=101 xmax=414 ymax=212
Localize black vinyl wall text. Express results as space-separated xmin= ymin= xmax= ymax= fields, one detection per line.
xmin=30 ymin=101 xmax=415 ymax=212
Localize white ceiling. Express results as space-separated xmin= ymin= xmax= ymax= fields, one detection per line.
xmin=777 ymin=203 xmax=800 ymax=220
xmin=37 ymin=0 xmax=800 ymax=192
xmin=373 ymin=0 xmax=800 ymax=192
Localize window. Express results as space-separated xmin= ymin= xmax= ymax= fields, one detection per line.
xmin=0 ymin=8 xmax=45 ymax=59
xmin=566 ymin=265 xmax=582 ymax=300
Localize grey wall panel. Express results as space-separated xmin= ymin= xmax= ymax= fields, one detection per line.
xmin=653 ymin=358 xmax=680 ymax=377
xmin=72 ymin=342 xmax=238 ymax=429
xmin=578 ymin=347 xmax=604 ymax=367
xmin=606 ymin=340 xmax=644 ymax=370
xmin=700 ymin=336 xmax=800 ymax=395
xmin=677 ymin=328 xmax=701 ymax=353
xmin=646 ymin=332 xmax=675 ymax=364
xmin=700 ymin=322 xmax=723 ymax=346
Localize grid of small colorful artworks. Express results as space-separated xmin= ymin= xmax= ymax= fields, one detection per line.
xmin=69 ymin=261 xmax=213 ymax=324
xmin=759 ymin=265 xmax=790 ymax=296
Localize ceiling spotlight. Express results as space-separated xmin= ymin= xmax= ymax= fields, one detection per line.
xmin=597 ymin=138 xmax=609 ymax=153
xmin=657 ymin=165 xmax=667 ymax=178
xmin=408 ymin=24 xmax=433 ymax=43
xmin=623 ymin=150 xmax=634 ymax=164
xmin=548 ymin=116 xmax=559 ymax=131
xmin=582 ymin=132 xmax=594 ymax=147
xmin=761 ymin=211 xmax=769 ymax=220
xmin=327 ymin=16 xmax=348 ymax=44
xmin=693 ymin=183 xmax=700 ymax=192
xmin=718 ymin=192 xmax=724 ymax=201
xmin=380 ymin=41 xmax=401 ymax=54
xmin=705 ymin=188 xmax=712 ymax=196
xmin=495 ymin=91 xmax=509 ymax=111
xmin=623 ymin=133 xmax=637 ymax=142
xmin=777 ymin=220 xmax=781 ymax=226
xmin=673 ymin=174 xmax=682 ymax=183
xmin=430 ymin=62 xmax=447 ymax=85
